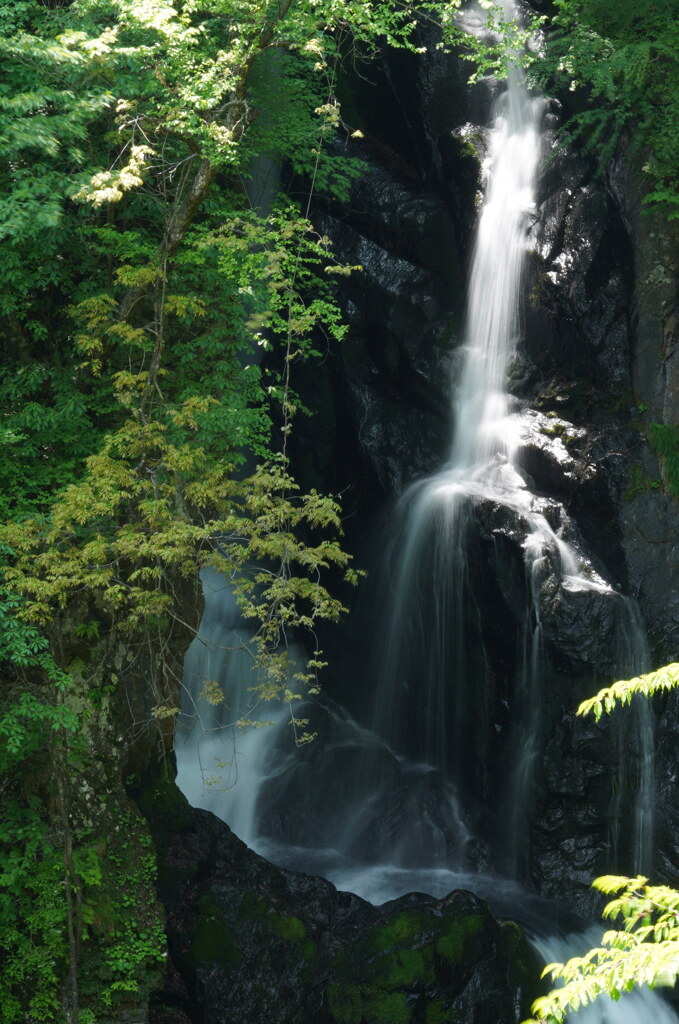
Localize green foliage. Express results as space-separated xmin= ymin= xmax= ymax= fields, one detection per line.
xmin=621 ymin=462 xmax=662 ymax=502
xmin=0 ymin=578 xmax=166 ymax=1021
xmin=0 ymin=365 xmax=103 ymax=518
xmin=0 ymin=594 xmax=76 ymax=1021
xmin=529 ymin=0 xmax=679 ymax=216
xmin=0 ymin=800 xmax=67 ymax=1024
xmin=577 ymin=662 xmax=679 ymax=721
xmin=524 ymin=876 xmax=679 ymax=1022
xmin=77 ymin=806 xmax=166 ymax=1012
xmin=647 ymin=423 xmax=679 ymax=500
xmin=0 ymin=3 xmax=484 ymax=1021
xmin=0 ymin=797 xmax=167 ymax=1023
xmin=522 ymin=661 xmax=679 ymax=1021
xmin=0 ymin=581 xmax=77 ymax=773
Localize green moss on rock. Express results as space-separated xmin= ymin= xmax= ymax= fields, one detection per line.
xmin=373 ymin=912 xmax=429 ymax=951
xmin=301 ymin=938 xmax=317 ymax=962
xmin=189 ymin=894 xmax=240 ymax=969
xmin=131 ymin=775 xmax=194 ymax=833
xmin=238 ymin=891 xmax=268 ymax=920
xmin=328 ymin=982 xmax=413 ymax=1024
xmin=648 ymin=422 xmax=679 ymax=499
xmin=385 ymin=948 xmax=430 ymax=988
xmin=425 ymin=999 xmax=449 ymax=1024
xmin=435 ymin=913 xmax=484 ymax=963
xmin=328 ymin=981 xmax=363 ymax=1024
xmin=326 ymin=906 xmax=492 ymax=1023
xmin=363 ymin=989 xmax=411 ymax=1024
xmin=272 ymin=914 xmax=307 ymax=942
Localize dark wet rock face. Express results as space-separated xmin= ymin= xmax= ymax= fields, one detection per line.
xmin=294 ymin=30 xmax=493 ymax=501
xmin=138 ymin=781 xmax=539 ymax=1024
xmin=288 ymin=31 xmax=679 ymax=909
xmin=524 ymin=136 xmax=679 ymax=665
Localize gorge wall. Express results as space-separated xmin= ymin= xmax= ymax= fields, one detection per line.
xmin=283 ymin=25 xmax=679 ymax=905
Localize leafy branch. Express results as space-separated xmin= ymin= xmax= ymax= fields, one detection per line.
xmin=524 ymin=876 xmax=679 ymax=1023
xmin=577 ymin=663 xmax=679 ymax=721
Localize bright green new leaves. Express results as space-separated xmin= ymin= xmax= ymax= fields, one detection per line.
xmin=521 ymin=660 xmax=679 ymax=1022
xmin=577 ymin=663 xmax=679 ymax=721
xmin=524 ymin=876 xmax=679 ymax=1023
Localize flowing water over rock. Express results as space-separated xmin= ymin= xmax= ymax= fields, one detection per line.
xmin=174 ymin=7 xmax=669 ymax=1019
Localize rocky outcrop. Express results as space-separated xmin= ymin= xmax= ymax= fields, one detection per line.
xmin=522 ymin=129 xmax=679 ymax=667
xmin=135 ymin=778 xmax=540 ymax=1024
xmin=283 ymin=34 xmax=679 ymax=907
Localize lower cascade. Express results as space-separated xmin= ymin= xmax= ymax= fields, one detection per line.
xmin=174 ymin=5 xmax=671 ymax=1019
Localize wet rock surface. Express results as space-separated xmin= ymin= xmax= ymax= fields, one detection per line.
xmin=164 ymin=39 xmax=679 ymax=1009
xmin=290 ymin=31 xmax=679 ymax=906
xmin=137 ymin=779 xmax=539 ymax=1024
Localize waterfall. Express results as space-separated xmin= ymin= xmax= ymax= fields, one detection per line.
xmin=450 ymin=65 xmax=540 ymax=472
xmin=361 ymin=6 xmax=656 ymax=881
xmin=168 ymin=7 xmax=674 ymax=1020
xmin=175 ymin=0 xmax=656 ymax=935
xmin=609 ymin=599 xmax=654 ymax=874
xmin=369 ymin=52 xmax=544 ymax=858
xmin=174 ymin=567 xmax=297 ymax=846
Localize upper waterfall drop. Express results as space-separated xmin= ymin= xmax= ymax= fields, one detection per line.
xmin=450 ymin=64 xmax=541 ymax=473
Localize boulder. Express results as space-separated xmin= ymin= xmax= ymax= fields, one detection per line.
xmin=136 ymin=779 xmax=540 ymax=1024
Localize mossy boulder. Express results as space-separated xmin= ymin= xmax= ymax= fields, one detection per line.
xmin=323 ymin=895 xmax=532 ymax=1024
xmin=137 ymin=777 xmax=538 ymax=1024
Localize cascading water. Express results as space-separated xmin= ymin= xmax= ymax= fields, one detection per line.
xmin=608 ymin=599 xmax=655 ymax=875
xmin=174 ymin=4 xmax=669 ymax=1018
xmin=364 ymin=36 xmax=654 ymax=880
xmin=450 ymin=66 xmax=540 ymax=473
xmin=175 ymin=567 xmax=300 ymax=846
xmin=369 ymin=51 xmax=546 ymax=861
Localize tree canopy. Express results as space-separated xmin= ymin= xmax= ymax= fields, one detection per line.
xmin=0 ymin=1 xmax=470 ymax=1019
xmin=529 ymin=0 xmax=679 ymax=216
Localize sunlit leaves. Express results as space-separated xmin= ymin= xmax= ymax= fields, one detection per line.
xmin=523 ymin=876 xmax=679 ymax=1023
xmin=522 ymin=656 xmax=679 ymax=1022
xmin=577 ymin=663 xmax=679 ymax=721
xmin=74 ymin=144 xmax=155 ymax=206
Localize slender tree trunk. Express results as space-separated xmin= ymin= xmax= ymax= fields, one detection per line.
xmin=56 ymin=758 xmax=80 ymax=1024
